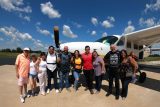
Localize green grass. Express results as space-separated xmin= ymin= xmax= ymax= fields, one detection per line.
xmin=0 ymin=52 xmax=19 ymax=58
xmin=142 ymin=56 xmax=160 ymax=61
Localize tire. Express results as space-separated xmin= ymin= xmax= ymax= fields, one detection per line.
xmin=138 ymin=72 xmax=146 ymax=83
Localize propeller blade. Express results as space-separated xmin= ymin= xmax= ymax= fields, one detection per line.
xmin=53 ymin=26 xmax=60 ymax=48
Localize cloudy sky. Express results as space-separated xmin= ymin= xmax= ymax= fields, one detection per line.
xmin=0 ymin=0 xmax=160 ymax=51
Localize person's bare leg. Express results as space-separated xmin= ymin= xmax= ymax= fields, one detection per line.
xmin=30 ymin=78 xmax=33 ymax=92
xmin=19 ymin=86 xmax=23 ymax=96
xmin=33 ymin=79 xmax=37 ymax=94
xmin=19 ymin=85 xmax=25 ymax=103
xmin=24 ymin=84 xmax=27 ymax=95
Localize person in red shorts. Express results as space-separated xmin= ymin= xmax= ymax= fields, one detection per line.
xmin=81 ymin=46 xmax=94 ymax=94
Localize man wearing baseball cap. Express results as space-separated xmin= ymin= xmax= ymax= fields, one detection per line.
xmin=15 ymin=47 xmax=30 ymax=103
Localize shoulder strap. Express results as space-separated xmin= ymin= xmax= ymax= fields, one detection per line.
xmin=55 ymin=53 xmax=57 ymax=63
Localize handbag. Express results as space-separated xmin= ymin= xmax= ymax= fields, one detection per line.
xmin=125 ymin=64 xmax=133 ymax=77
xmin=125 ymin=70 xmax=133 ymax=77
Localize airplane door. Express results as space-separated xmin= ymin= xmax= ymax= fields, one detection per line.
xmin=139 ymin=45 xmax=144 ymax=59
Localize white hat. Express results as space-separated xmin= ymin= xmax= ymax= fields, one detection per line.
xmin=23 ymin=47 xmax=30 ymax=51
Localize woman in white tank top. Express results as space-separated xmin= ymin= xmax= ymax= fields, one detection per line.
xmin=29 ymin=55 xmax=38 ymax=96
xmin=37 ymin=52 xmax=47 ymax=96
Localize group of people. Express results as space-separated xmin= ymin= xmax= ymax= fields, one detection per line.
xmin=15 ymin=44 xmax=138 ymax=103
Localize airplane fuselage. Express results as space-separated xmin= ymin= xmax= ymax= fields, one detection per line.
xmin=59 ymin=35 xmax=124 ymax=56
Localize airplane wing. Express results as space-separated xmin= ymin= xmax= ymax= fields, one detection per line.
xmin=124 ymin=25 xmax=160 ymax=46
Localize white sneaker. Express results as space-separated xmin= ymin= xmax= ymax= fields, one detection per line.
xmin=47 ymin=89 xmax=50 ymax=94
xmin=41 ymin=92 xmax=46 ymax=96
xmin=20 ymin=95 xmax=25 ymax=103
xmin=55 ymin=89 xmax=59 ymax=93
xmin=27 ymin=94 xmax=31 ymax=98
xmin=94 ymin=90 xmax=100 ymax=94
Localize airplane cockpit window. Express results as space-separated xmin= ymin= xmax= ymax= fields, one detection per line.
xmin=96 ymin=36 xmax=118 ymax=45
xmin=117 ymin=37 xmax=124 ymax=46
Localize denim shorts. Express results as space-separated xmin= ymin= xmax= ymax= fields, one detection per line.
xmin=29 ymin=74 xmax=37 ymax=79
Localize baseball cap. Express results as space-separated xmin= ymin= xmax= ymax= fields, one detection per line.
xmin=23 ymin=47 xmax=30 ymax=51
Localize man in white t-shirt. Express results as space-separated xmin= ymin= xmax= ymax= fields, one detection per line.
xmin=46 ymin=46 xmax=60 ymax=93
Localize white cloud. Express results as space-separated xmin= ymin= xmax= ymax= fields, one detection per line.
xmin=144 ymin=0 xmax=160 ymax=13
xmin=0 ymin=26 xmax=49 ymax=51
xmin=37 ymin=40 xmax=41 ymax=43
xmin=102 ymin=16 xmax=115 ymax=28
xmin=102 ymin=32 xmax=107 ymax=37
xmin=62 ymin=25 xmax=78 ymax=38
xmin=40 ymin=1 xmax=61 ymax=18
xmin=23 ymin=16 xmax=30 ymax=21
xmin=19 ymin=14 xmax=30 ymax=22
xmin=128 ymin=20 xmax=132 ymax=25
xmin=36 ymin=22 xmax=41 ymax=26
xmin=102 ymin=20 xmax=113 ymax=28
xmin=107 ymin=16 xmax=115 ymax=22
xmin=0 ymin=26 xmax=32 ymax=41
xmin=139 ymin=17 xmax=156 ymax=27
xmin=124 ymin=21 xmax=135 ymax=34
xmin=72 ymin=22 xmax=82 ymax=28
xmin=33 ymin=39 xmax=44 ymax=48
xmin=91 ymin=17 xmax=98 ymax=26
xmin=19 ymin=33 xmax=32 ymax=40
xmin=0 ymin=0 xmax=32 ymax=13
xmin=37 ymin=27 xmax=50 ymax=36
xmin=91 ymin=31 xmax=96 ymax=36
xmin=36 ymin=23 xmax=51 ymax=36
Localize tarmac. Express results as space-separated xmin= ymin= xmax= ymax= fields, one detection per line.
xmin=0 ymin=65 xmax=160 ymax=107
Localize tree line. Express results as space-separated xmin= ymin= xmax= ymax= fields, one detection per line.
xmin=0 ymin=47 xmax=42 ymax=53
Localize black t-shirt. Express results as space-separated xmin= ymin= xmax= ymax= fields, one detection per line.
xmin=104 ymin=50 xmax=121 ymax=68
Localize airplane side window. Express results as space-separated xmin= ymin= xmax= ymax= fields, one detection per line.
xmin=127 ymin=42 xmax=131 ymax=48
xmin=134 ymin=44 xmax=138 ymax=49
xmin=110 ymin=37 xmax=118 ymax=44
xmin=117 ymin=39 xmax=124 ymax=46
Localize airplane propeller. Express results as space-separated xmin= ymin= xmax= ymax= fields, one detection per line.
xmin=53 ymin=26 xmax=60 ymax=48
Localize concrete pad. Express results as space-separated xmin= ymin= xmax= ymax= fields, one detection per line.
xmin=0 ymin=65 xmax=160 ymax=107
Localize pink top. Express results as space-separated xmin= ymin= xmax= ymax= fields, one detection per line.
xmin=82 ymin=53 xmax=93 ymax=70
xmin=93 ymin=56 xmax=104 ymax=76
xmin=15 ymin=53 xmax=30 ymax=78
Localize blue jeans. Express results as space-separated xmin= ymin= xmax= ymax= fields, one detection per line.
xmin=121 ymin=77 xmax=132 ymax=97
xmin=73 ymin=71 xmax=80 ymax=90
xmin=59 ymin=71 xmax=70 ymax=89
xmin=95 ymin=75 xmax=103 ymax=91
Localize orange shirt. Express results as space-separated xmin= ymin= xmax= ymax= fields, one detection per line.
xmin=74 ymin=57 xmax=82 ymax=69
xmin=15 ymin=53 xmax=30 ymax=78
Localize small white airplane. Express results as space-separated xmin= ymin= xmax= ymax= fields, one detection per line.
xmin=54 ymin=25 xmax=160 ymax=59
